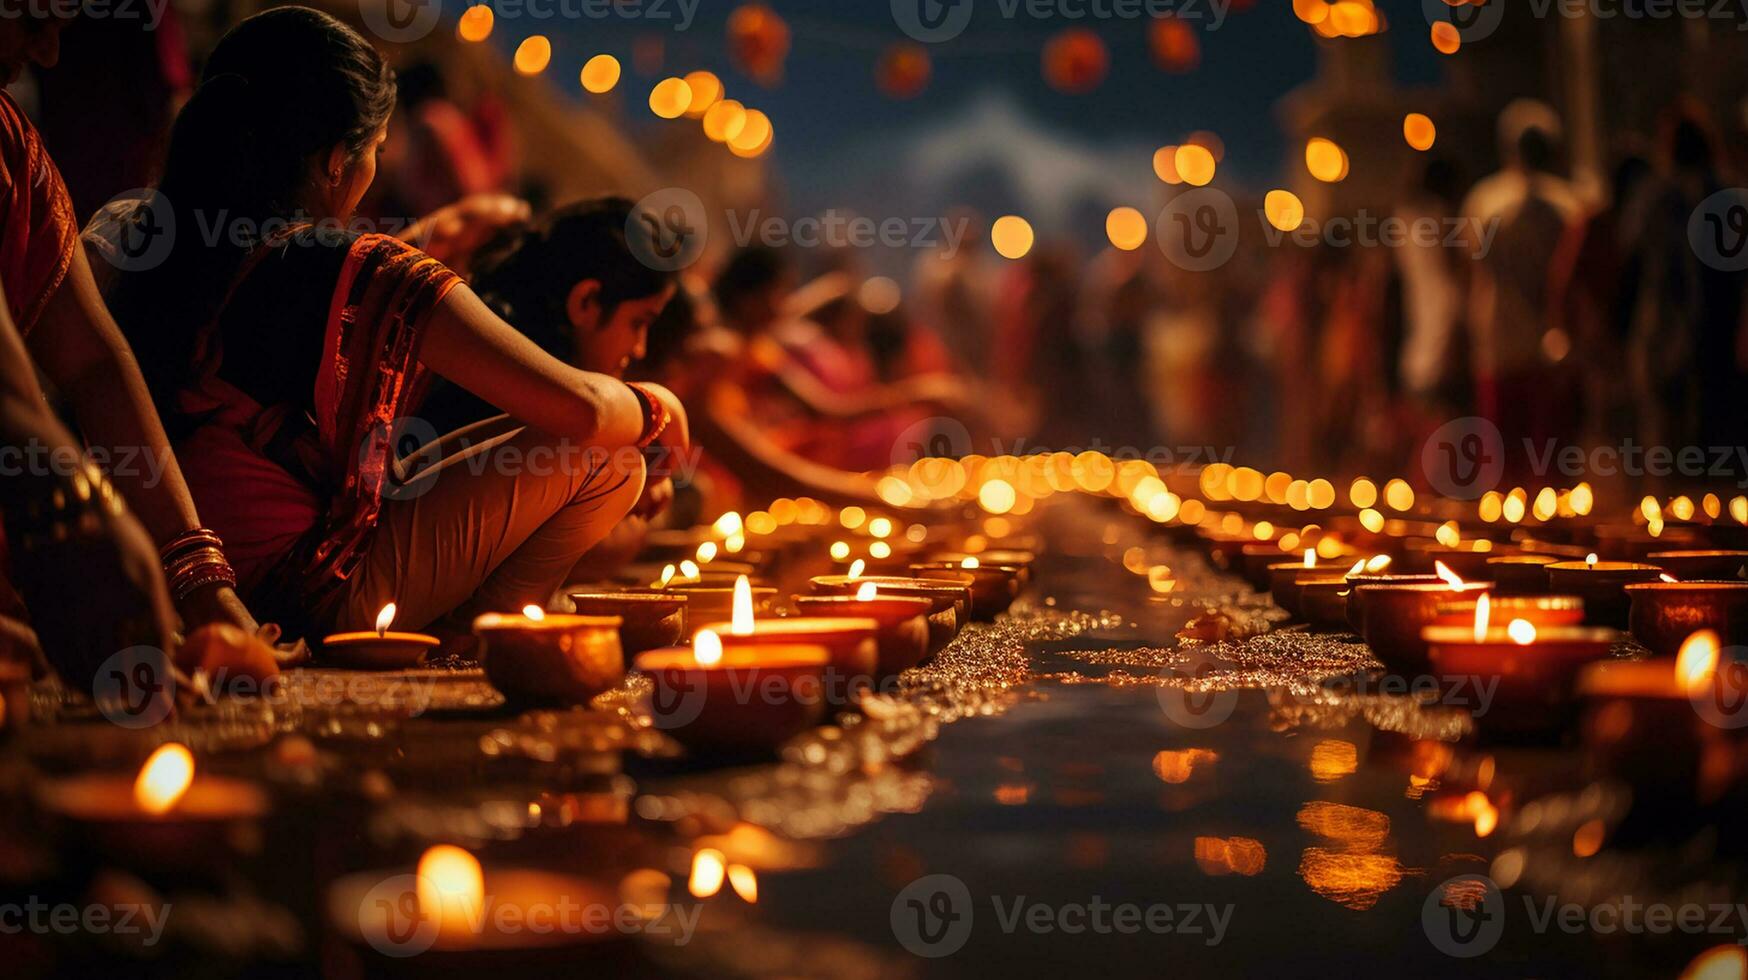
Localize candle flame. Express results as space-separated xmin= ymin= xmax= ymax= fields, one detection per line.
xmin=696 ymin=541 xmax=718 ymax=564
xmin=680 ymin=559 xmax=701 ymax=580
xmin=961 ymin=556 xmax=980 ymax=569
xmin=847 ymin=558 xmax=866 ymax=579
xmin=1303 ymin=549 xmax=1316 ymax=568
xmin=694 ymin=628 xmax=723 ymax=667
xmin=1472 ymin=593 xmax=1491 ymax=642
xmin=133 ymin=742 xmax=194 ymax=816
xmin=731 ymin=575 xmax=755 ymax=636
xmin=856 ymin=581 xmax=879 ymax=601
xmin=713 ymin=511 xmax=743 ymax=537
xmin=1434 ymin=561 xmax=1465 ymax=589
xmin=1347 ymin=560 xmax=1365 ymax=577
xmin=522 ymin=604 xmax=546 ymax=622
xmin=725 ymin=532 xmax=746 ymax=554
xmin=1677 ymin=630 xmax=1721 ymax=693
xmin=375 ymin=602 xmax=397 ymax=637
xmin=659 ymin=563 xmax=676 ymax=588
xmin=1365 ymin=554 xmax=1392 ymax=573
xmin=1661 ymin=573 xmax=1679 ymax=583
xmin=1586 ymin=553 xmax=1599 ymax=568
xmin=727 ymin=864 xmax=758 ymax=903
xmin=1507 ymin=619 xmax=1537 ymax=645
xmin=1435 ymin=522 xmax=1460 ymax=548
xmin=689 ymin=848 xmax=726 ymax=898
xmin=416 ymin=845 xmax=484 ymax=937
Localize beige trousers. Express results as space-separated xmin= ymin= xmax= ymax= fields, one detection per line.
xmin=327 ymin=415 xmax=645 ymax=634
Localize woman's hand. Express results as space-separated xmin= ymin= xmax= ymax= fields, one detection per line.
xmin=175 ymin=582 xmax=261 ymax=639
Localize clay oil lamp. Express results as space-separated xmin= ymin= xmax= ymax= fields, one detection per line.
xmin=473 ymin=606 xmax=625 ymax=706
xmin=1354 ymin=562 xmax=1495 ymax=672
xmin=1546 ymin=556 xmax=1666 ymax=629
xmin=1485 ymin=554 xmax=1562 ymax=595
xmin=1626 ymin=580 xmax=1748 ymax=658
xmin=929 ymin=550 xmax=1037 ymax=588
xmin=666 ymin=579 xmax=778 ymax=635
xmin=794 ymin=581 xmax=933 ymax=681
xmin=330 ymin=843 xmax=629 ymax=970
xmin=1431 ymin=593 xmax=1586 ymax=631
xmin=1579 ymin=631 xmax=1747 ymax=807
xmin=567 ymin=590 xmax=688 ymax=655
xmin=1339 ymin=555 xmax=1425 ymax=633
xmin=809 ymin=575 xmax=967 ymax=654
xmin=1646 ymin=550 xmax=1748 ymax=581
xmin=702 ymin=577 xmax=879 ymax=707
xmin=1269 ymin=553 xmax=1349 ymax=621
xmin=322 ymin=602 xmax=441 ymax=670
xmin=1423 ymin=595 xmax=1620 ymax=737
xmin=634 ymin=629 xmax=831 ymax=752
xmin=910 ymin=557 xmax=1019 ymax=620
xmin=37 ymin=742 xmax=268 ymax=873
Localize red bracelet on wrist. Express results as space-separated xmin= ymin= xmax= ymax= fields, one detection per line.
xmin=625 ymin=382 xmax=673 ymax=449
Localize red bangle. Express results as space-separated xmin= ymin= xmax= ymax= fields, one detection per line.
xmin=625 ymin=383 xmax=672 ymax=449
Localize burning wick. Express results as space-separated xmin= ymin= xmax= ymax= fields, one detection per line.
xmin=680 ymin=560 xmax=701 ymax=581
xmin=1585 ymin=553 xmax=1599 ymax=569
xmin=731 ymin=575 xmax=755 ymax=636
xmin=694 ymin=629 xmax=724 ymax=667
xmin=658 ymin=564 xmax=677 ymax=588
xmin=1472 ymin=593 xmax=1491 ymax=643
xmin=134 ymin=742 xmax=195 ymax=816
xmin=1506 ymin=619 xmax=1537 ymax=645
xmin=1303 ymin=549 xmax=1316 ymax=569
xmin=856 ymin=581 xmax=879 ymax=602
xmin=1365 ymin=554 xmax=1392 ymax=573
xmin=1347 ymin=560 xmax=1365 ymax=577
xmin=375 ymin=602 xmax=397 ymax=638
xmin=416 ymin=845 xmax=484 ymax=937
xmin=961 ymin=556 xmax=980 ymax=570
xmin=1660 ymin=573 xmax=1679 ymax=584
xmin=697 ymin=541 xmax=719 ymax=564
xmin=847 ymin=558 xmax=866 ymax=579
xmin=522 ymin=605 xmax=546 ymax=622
xmin=1434 ymin=561 xmax=1466 ymax=590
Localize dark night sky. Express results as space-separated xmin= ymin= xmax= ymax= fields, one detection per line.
xmin=525 ymin=0 xmax=1448 ymax=236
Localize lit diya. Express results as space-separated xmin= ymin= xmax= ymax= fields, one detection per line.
xmin=1484 ymin=554 xmax=1562 ymax=595
xmin=794 ymin=581 xmax=933 ymax=681
xmin=568 ymin=590 xmax=688 ymax=654
xmin=928 ymin=550 xmax=1037 ymax=587
xmin=1546 ymin=557 xmax=1666 ymax=629
xmin=37 ymin=742 xmax=268 ymax=873
xmin=1625 ymin=581 xmax=1748 ymax=658
xmin=330 ymin=843 xmax=629 ymax=967
xmin=910 ymin=557 xmax=1020 ymax=620
xmin=322 ymin=603 xmax=441 ymax=670
xmin=701 ymin=577 xmax=879 ymax=707
xmin=665 ymin=580 xmax=778 ymax=635
xmin=1645 ymin=550 xmax=1748 ymax=581
xmin=1424 ymin=594 xmax=1620 ymax=737
xmin=1579 ymin=631 xmax=1747 ymax=805
xmin=1353 ymin=562 xmax=1495 ymax=672
xmin=1269 ymin=559 xmax=1348 ymax=621
xmin=473 ymin=606 xmax=624 ymax=706
xmin=634 ymin=628 xmax=831 ymax=751
xmin=809 ymin=575 xmax=967 ymax=654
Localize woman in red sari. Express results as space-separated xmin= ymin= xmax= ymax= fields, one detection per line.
xmin=95 ymin=8 xmax=687 ymax=640
xmin=2 ymin=11 xmax=265 ymax=692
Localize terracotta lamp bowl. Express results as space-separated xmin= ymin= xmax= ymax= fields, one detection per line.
xmin=568 ymin=591 xmax=688 ymax=655
xmin=1625 ymin=581 xmax=1748 ymax=658
xmin=474 ymin=614 xmax=625 ymax=706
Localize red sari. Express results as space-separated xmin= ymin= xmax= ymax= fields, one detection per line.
xmin=0 ymin=92 xmax=77 ymax=338
xmin=159 ymin=230 xmax=460 ymax=629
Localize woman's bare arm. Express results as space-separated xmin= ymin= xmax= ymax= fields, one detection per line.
xmin=419 ymin=283 xmax=657 ymax=449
